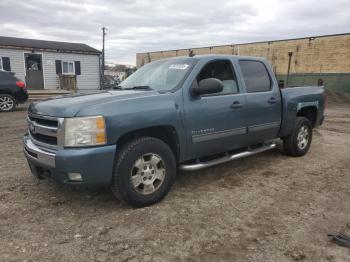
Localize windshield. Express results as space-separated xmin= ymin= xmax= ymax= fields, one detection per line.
xmin=119 ymin=58 xmax=195 ymax=92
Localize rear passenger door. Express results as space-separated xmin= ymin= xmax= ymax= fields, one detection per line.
xmin=238 ymin=60 xmax=282 ymax=144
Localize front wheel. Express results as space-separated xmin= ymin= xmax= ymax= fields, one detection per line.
xmin=111 ymin=137 xmax=176 ymax=207
xmin=0 ymin=94 xmax=16 ymax=112
xmin=283 ymin=117 xmax=313 ymax=157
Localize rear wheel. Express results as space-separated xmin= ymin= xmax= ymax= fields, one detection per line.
xmin=283 ymin=117 xmax=313 ymax=156
xmin=111 ymin=137 xmax=176 ymax=207
xmin=0 ymin=94 xmax=16 ymax=112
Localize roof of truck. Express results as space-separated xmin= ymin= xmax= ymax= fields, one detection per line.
xmin=193 ymin=54 xmax=265 ymax=59
xmin=155 ymin=54 xmax=266 ymax=62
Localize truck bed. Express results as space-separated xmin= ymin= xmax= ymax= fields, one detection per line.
xmin=279 ymin=86 xmax=325 ymax=137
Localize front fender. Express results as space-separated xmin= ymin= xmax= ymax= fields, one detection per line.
xmin=76 ymin=91 xmax=187 ymax=160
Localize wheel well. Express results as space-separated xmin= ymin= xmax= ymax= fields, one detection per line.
xmin=0 ymin=90 xmax=12 ymax=95
xmin=297 ymin=106 xmax=317 ymax=127
xmin=117 ymin=126 xmax=180 ymax=161
xmin=0 ymin=91 xmax=16 ymax=101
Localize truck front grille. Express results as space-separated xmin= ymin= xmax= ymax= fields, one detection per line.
xmin=28 ymin=115 xmax=58 ymax=128
xmin=27 ymin=113 xmax=61 ymax=149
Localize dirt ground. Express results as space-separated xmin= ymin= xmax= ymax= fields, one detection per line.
xmin=0 ymin=98 xmax=350 ymax=262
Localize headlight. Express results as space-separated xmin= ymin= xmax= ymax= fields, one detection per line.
xmin=64 ymin=116 xmax=107 ymax=147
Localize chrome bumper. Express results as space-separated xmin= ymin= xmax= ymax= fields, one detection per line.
xmin=23 ymin=134 xmax=56 ymax=168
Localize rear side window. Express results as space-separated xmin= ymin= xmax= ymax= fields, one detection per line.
xmin=239 ymin=60 xmax=271 ymax=93
xmin=0 ymin=71 xmax=16 ymax=81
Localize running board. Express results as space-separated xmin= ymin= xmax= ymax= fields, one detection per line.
xmin=179 ymin=143 xmax=276 ymax=171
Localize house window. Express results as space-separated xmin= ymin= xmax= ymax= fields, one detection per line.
xmin=62 ymin=61 xmax=75 ymax=74
xmin=0 ymin=58 xmax=2 ymax=70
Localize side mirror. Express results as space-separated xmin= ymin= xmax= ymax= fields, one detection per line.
xmin=278 ymin=80 xmax=285 ymax=88
xmin=192 ymin=78 xmax=223 ymax=96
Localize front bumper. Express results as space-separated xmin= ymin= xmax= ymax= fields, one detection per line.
xmin=23 ymin=134 xmax=116 ymax=185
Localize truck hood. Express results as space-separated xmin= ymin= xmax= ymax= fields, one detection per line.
xmin=28 ymin=90 xmax=159 ymax=117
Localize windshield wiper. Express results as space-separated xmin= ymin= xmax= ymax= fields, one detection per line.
xmin=125 ymin=85 xmax=153 ymax=90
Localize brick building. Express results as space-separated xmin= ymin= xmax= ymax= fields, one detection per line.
xmin=136 ymin=33 xmax=350 ymax=93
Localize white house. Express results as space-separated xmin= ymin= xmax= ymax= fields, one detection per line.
xmin=0 ymin=36 xmax=101 ymax=90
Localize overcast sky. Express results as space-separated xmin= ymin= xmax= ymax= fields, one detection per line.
xmin=0 ymin=0 xmax=349 ymax=65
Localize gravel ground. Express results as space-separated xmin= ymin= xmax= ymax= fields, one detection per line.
xmin=0 ymin=102 xmax=350 ymax=262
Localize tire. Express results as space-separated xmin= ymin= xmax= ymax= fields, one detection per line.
xmin=283 ymin=117 xmax=313 ymax=157
xmin=0 ymin=94 xmax=16 ymax=112
xmin=111 ymin=137 xmax=176 ymax=207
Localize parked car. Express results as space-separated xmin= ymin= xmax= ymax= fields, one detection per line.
xmin=101 ymin=75 xmax=121 ymax=90
xmin=23 ymin=55 xmax=325 ymax=207
xmin=0 ymin=70 xmax=28 ymax=112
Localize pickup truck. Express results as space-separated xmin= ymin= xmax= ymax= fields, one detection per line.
xmin=23 ymin=55 xmax=325 ymax=207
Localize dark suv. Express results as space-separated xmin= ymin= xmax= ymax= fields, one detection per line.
xmin=0 ymin=70 xmax=28 ymax=112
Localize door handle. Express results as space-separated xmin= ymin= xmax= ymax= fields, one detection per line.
xmin=231 ymin=101 xmax=243 ymax=109
xmin=268 ymin=97 xmax=277 ymax=104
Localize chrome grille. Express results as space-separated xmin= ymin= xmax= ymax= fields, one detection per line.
xmin=27 ymin=113 xmax=63 ymax=149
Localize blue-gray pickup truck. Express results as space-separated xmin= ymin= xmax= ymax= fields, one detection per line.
xmin=23 ymin=55 xmax=325 ymax=207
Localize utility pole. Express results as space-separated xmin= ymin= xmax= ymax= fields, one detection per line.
xmin=101 ymin=27 xmax=107 ymax=80
xmin=286 ymin=52 xmax=293 ymax=87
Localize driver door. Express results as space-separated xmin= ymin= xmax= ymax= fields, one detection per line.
xmin=183 ymin=59 xmax=247 ymax=159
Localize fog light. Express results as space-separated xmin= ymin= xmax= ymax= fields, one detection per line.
xmin=68 ymin=172 xmax=82 ymax=182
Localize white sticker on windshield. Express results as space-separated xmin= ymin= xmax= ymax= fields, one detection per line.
xmin=169 ymin=64 xmax=189 ymax=70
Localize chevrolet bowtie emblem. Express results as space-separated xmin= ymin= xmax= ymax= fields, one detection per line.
xmin=29 ymin=122 xmax=36 ymax=134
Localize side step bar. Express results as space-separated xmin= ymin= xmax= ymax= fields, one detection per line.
xmin=179 ymin=143 xmax=276 ymax=171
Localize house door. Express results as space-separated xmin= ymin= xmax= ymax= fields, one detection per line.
xmin=24 ymin=53 xmax=44 ymax=89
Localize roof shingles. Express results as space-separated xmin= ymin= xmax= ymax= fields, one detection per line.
xmin=0 ymin=36 xmax=101 ymax=54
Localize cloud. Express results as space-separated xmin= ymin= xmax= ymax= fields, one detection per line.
xmin=0 ymin=0 xmax=349 ymax=65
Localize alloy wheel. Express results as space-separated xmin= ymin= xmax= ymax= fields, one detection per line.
xmin=130 ymin=153 xmax=166 ymax=195
xmin=297 ymin=125 xmax=309 ymax=150
xmin=0 ymin=96 xmax=15 ymax=111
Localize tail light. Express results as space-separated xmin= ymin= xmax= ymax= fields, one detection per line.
xmin=16 ymin=81 xmax=26 ymax=89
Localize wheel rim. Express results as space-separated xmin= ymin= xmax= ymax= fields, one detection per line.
xmin=0 ymin=96 xmax=14 ymax=111
xmin=297 ymin=125 xmax=309 ymax=150
xmin=130 ymin=153 xmax=166 ymax=195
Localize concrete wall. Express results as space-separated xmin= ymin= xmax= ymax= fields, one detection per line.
xmin=136 ymin=34 xmax=350 ymax=92
xmin=0 ymin=48 xmax=100 ymax=90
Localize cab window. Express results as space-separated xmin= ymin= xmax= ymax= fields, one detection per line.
xmin=239 ymin=60 xmax=271 ymax=93
xmin=197 ymin=60 xmax=238 ymax=95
